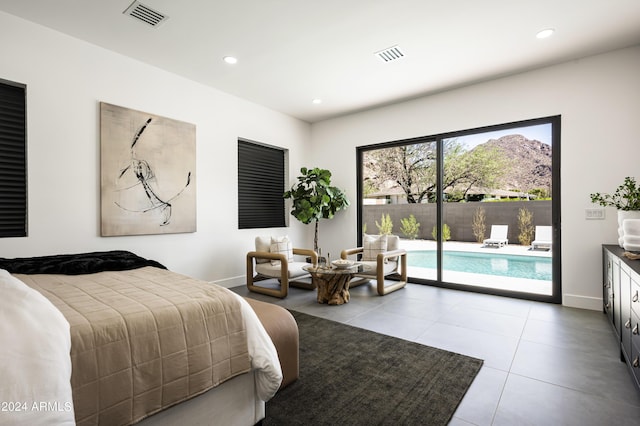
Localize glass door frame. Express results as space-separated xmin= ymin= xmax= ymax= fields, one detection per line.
xmin=356 ymin=116 xmax=561 ymax=304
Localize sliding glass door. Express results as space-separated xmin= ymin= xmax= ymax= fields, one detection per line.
xmin=361 ymin=139 xmax=438 ymax=280
xmin=357 ymin=116 xmax=560 ymax=303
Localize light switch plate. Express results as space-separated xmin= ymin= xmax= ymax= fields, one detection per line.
xmin=586 ymin=208 xmax=605 ymax=220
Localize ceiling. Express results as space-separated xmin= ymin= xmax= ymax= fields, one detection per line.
xmin=2 ymin=0 xmax=640 ymax=123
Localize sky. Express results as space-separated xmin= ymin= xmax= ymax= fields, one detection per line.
xmin=451 ymin=123 xmax=552 ymax=150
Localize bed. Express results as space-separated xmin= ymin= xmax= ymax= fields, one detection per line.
xmin=0 ymin=251 xmax=291 ymax=426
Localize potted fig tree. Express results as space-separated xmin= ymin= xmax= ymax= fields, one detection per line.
xmin=284 ymin=167 xmax=350 ymax=256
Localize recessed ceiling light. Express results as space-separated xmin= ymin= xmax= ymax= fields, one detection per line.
xmin=536 ymin=28 xmax=555 ymax=39
xmin=223 ymin=56 xmax=238 ymax=64
xmin=312 ymin=99 xmax=322 ymax=104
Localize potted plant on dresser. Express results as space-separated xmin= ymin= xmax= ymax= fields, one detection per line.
xmin=284 ymin=167 xmax=350 ymax=260
xmin=590 ymin=176 xmax=640 ymax=250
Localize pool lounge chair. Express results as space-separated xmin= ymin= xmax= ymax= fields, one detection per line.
xmin=483 ymin=225 xmax=509 ymax=248
xmin=531 ymin=225 xmax=553 ymax=250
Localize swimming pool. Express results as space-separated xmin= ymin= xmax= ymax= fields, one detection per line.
xmin=407 ymin=250 xmax=552 ymax=281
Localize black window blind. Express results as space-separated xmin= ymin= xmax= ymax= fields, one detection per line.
xmin=0 ymin=81 xmax=27 ymax=238
xmin=238 ymin=139 xmax=285 ymax=229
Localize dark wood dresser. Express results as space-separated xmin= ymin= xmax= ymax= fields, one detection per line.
xmin=603 ymin=244 xmax=640 ymax=390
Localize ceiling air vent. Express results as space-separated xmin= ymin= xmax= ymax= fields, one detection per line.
xmin=374 ymin=45 xmax=405 ymax=63
xmin=123 ymin=1 xmax=168 ymax=27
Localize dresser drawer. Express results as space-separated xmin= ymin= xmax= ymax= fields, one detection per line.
xmin=607 ymin=252 xmax=616 ymax=284
xmin=631 ymin=338 xmax=640 ymax=390
xmin=631 ymin=275 xmax=640 ymax=317
xmin=621 ymin=264 xmax=633 ymax=361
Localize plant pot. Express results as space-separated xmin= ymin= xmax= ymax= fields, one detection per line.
xmin=623 ymin=218 xmax=640 ymax=252
xmin=618 ymin=210 xmax=640 ymax=247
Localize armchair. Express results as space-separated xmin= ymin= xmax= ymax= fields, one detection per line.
xmin=340 ymin=234 xmax=407 ymax=296
xmin=246 ymin=236 xmax=318 ymax=298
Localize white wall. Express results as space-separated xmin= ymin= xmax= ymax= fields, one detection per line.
xmin=310 ymin=45 xmax=640 ymax=310
xmin=0 ymin=12 xmax=312 ymax=286
xmin=2 ymin=10 xmax=639 ymax=308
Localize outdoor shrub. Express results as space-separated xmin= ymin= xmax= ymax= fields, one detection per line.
xmin=472 ymin=207 xmax=486 ymax=243
xmin=376 ymin=213 xmax=393 ymax=235
xmin=431 ymin=223 xmax=451 ymax=241
xmin=530 ymin=188 xmax=550 ymax=199
xmin=400 ymin=214 xmax=420 ymax=239
xmin=443 ymin=224 xmax=451 ymax=241
xmin=518 ymin=208 xmax=534 ymax=246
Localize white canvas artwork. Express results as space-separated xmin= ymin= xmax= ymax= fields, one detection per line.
xmin=100 ymin=102 xmax=196 ymax=236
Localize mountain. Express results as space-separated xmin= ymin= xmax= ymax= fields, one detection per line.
xmin=478 ymin=134 xmax=552 ymax=194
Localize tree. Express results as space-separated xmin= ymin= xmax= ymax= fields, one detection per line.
xmin=364 ymin=143 xmax=436 ymax=204
xmin=362 ymin=178 xmax=378 ymax=198
xmin=283 ymin=167 xmax=350 ymax=251
xmin=364 ymin=140 xmax=510 ymax=203
xmin=529 ymin=188 xmax=550 ymax=199
xmin=443 ymin=143 xmax=510 ymax=202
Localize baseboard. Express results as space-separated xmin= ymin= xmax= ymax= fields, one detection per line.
xmin=214 ymin=278 xmax=604 ymax=311
xmin=562 ymin=293 xmax=602 ymax=311
xmin=212 ymin=275 xmax=245 ymax=289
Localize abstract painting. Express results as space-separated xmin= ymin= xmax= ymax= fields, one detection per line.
xmin=100 ymin=102 xmax=196 ymax=236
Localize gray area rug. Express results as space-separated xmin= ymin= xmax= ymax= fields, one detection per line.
xmin=264 ymin=310 xmax=483 ymax=426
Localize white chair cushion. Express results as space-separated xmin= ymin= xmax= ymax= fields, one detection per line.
xmin=255 ymin=236 xmax=272 ymax=264
xmin=363 ymin=234 xmax=387 ymax=261
xmin=386 ymin=235 xmax=400 ymax=261
xmin=386 ymin=234 xmax=399 ymax=251
xmin=356 ymin=260 xmax=398 ymax=276
xmin=255 ymin=261 xmax=310 ymax=279
xmin=270 ymin=236 xmax=293 ymax=266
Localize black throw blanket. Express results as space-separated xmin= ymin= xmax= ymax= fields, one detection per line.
xmin=0 ymin=250 xmax=166 ymax=275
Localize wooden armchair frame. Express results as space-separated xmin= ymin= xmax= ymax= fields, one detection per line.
xmin=246 ymin=248 xmax=318 ymax=298
xmin=340 ymin=247 xmax=407 ymax=295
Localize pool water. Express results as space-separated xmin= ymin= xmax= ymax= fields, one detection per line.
xmin=407 ymin=250 xmax=552 ymax=281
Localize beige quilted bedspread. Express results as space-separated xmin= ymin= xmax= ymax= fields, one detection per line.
xmin=16 ymin=266 xmax=250 ymax=426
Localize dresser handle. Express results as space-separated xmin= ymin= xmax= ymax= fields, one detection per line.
xmin=633 ymin=292 xmax=639 ymax=303
xmin=625 ymin=319 xmax=631 ymax=329
xmin=605 ymin=302 xmax=611 ymax=309
xmin=634 ymin=357 xmax=640 ymax=368
xmin=634 ymin=325 xmax=639 ymax=335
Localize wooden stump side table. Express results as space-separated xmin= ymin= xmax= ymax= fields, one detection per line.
xmin=302 ymin=264 xmax=369 ymax=305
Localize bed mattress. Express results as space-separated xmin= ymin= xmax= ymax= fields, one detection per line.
xmin=1 ymin=251 xmax=282 ymax=426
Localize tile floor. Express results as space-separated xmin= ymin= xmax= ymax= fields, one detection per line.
xmin=232 ymin=281 xmax=640 ymax=425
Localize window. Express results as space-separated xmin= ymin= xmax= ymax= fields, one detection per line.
xmin=237 ymin=139 xmax=287 ymax=229
xmin=0 ymin=79 xmax=27 ymax=238
xmin=358 ymin=116 xmax=561 ymax=303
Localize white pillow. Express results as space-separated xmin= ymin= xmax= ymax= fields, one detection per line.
xmin=363 ymin=234 xmax=387 ymax=261
xmin=255 ymin=236 xmax=272 ymax=264
xmin=270 ymin=236 xmax=294 ymax=266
